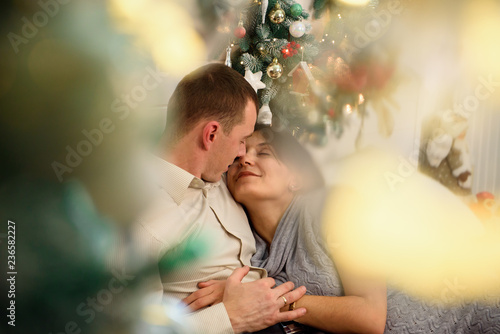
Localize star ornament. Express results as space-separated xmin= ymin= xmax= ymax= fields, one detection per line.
xmin=244 ymin=68 xmax=266 ymax=92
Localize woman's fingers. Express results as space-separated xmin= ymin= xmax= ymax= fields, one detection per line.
xmin=198 ymin=280 xmax=218 ymax=288
xmin=182 ymin=287 xmax=213 ymax=307
xmin=186 ymin=293 xmax=220 ymax=311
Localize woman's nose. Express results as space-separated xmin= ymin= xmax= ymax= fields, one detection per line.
xmin=239 ymin=153 xmax=253 ymax=166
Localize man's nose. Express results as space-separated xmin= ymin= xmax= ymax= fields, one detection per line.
xmin=237 ymin=142 xmax=246 ymax=157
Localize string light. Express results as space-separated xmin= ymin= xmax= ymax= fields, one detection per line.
xmin=344 ymin=104 xmax=353 ymax=114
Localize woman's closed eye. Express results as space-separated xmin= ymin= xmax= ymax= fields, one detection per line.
xmin=258 ymin=147 xmax=277 ymax=157
xmin=258 ymin=148 xmax=272 ymax=156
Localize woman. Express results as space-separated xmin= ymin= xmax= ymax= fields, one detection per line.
xmin=184 ymin=127 xmax=500 ymax=333
xmin=227 ymin=127 xmax=386 ymax=334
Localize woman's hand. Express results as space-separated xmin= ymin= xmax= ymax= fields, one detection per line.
xmin=182 ymin=279 xmax=227 ymax=311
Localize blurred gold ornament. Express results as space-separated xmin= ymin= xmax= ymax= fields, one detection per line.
xmin=337 ymin=0 xmax=370 ymax=5
xmin=266 ymin=58 xmax=283 ymax=79
xmin=108 ymin=0 xmax=205 ymax=77
xmin=322 ymin=149 xmax=500 ymax=303
xmin=269 ymin=3 xmax=285 ymax=24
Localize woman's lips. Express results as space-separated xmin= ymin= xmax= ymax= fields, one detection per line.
xmin=237 ymin=171 xmax=259 ymax=180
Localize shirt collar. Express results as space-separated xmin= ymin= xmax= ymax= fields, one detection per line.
xmin=154 ymin=156 xmax=221 ymax=205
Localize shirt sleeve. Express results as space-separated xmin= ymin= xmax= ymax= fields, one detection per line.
xmin=187 ymin=303 xmax=234 ymax=334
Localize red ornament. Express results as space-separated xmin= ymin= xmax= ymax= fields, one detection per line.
xmin=328 ymin=108 xmax=335 ymax=118
xmin=234 ymin=26 xmax=246 ymax=38
xmin=477 ymin=191 xmax=495 ymax=202
xmin=365 ymin=61 xmax=394 ymax=90
xmin=333 ymin=60 xmax=368 ymax=93
xmin=281 ymin=42 xmax=301 ymax=59
xmin=469 ymin=191 xmax=496 ymax=222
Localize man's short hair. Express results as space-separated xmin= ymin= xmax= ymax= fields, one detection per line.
xmin=165 ymin=63 xmax=259 ymax=142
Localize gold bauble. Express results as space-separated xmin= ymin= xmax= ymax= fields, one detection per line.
xmin=257 ymin=42 xmax=266 ymax=55
xmin=269 ymin=3 xmax=285 ymax=24
xmin=266 ymin=58 xmax=283 ymax=79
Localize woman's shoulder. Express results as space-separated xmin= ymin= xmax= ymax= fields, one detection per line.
xmin=299 ymin=188 xmax=328 ymax=211
xmin=297 ymin=185 xmax=361 ymax=229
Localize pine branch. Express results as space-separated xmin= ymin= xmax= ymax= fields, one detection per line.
xmin=266 ymin=38 xmax=288 ymax=58
xmin=239 ymin=35 xmax=251 ymax=51
xmin=259 ymin=52 xmax=273 ymax=65
xmin=240 ymin=53 xmax=260 ymax=72
xmin=283 ymin=17 xmax=293 ymax=29
xmin=261 ymin=79 xmax=279 ymax=105
xmin=255 ymin=24 xmax=271 ymax=39
xmin=279 ymin=0 xmax=292 ymax=12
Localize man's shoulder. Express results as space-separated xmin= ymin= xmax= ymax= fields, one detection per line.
xmin=134 ymin=172 xmax=194 ymax=235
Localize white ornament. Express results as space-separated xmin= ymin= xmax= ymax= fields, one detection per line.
xmin=308 ymin=109 xmax=320 ymax=124
xmin=261 ymin=0 xmax=268 ymax=24
xmin=224 ymin=46 xmax=232 ymax=67
xmin=426 ymin=132 xmax=453 ymax=167
xmin=244 ymin=68 xmax=266 ymax=92
xmin=257 ymin=103 xmax=272 ymax=125
xmin=289 ymin=21 xmax=306 ymax=38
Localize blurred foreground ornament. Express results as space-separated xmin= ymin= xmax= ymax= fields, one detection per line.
xmin=337 ymin=0 xmax=370 ymax=5
xmin=269 ymin=3 xmax=285 ymax=24
xmin=308 ymin=109 xmax=320 ymax=124
xmin=137 ymin=297 xmax=191 ymax=334
xmin=244 ymin=67 xmax=266 ymax=92
xmin=267 ymin=58 xmax=283 ymax=79
xmin=322 ymin=150 xmax=500 ymax=302
xmin=257 ymin=103 xmax=273 ymax=125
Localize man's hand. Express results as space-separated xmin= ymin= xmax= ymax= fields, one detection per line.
xmin=223 ymin=266 xmax=307 ymax=333
xmin=182 ymin=280 xmax=226 ymax=311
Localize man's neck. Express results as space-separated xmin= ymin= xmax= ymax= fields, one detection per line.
xmin=162 ymin=135 xmax=205 ymax=179
xmin=245 ymin=195 xmax=294 ymax=245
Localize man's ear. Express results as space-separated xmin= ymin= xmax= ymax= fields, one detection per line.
xmin=202 ymin=121 xmax=221 ymax=151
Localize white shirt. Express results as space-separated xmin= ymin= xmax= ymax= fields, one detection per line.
xmin=135 ymin=157 xmax=266 ymax=333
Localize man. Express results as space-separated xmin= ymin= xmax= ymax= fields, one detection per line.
xmin=135 ymin=63 xmax=306 ymax=333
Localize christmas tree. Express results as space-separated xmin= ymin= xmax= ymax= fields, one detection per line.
xmin=227 ymin=0 xmax=322 ymax=137
xmin=206 ymin=0 xmax=399 ymax=144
